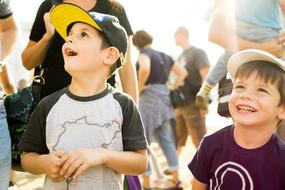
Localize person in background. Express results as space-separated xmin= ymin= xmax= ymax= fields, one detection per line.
xmin=0 ymin=0 xmax=19 ymax=189
xmin=133 ymin=29 xmax=187 ymax=190
xmin=19 ymin=4 xmax=147 ymax=190
xmin=189 ymin=49 xmax=285 ymax=190
xmin=174 ymin=26 xmax=210 ymax=153
xmin=21 ymin=0 xmax=138 ymax=102
xmin=196 ymin=0 xmax=285 ymax=109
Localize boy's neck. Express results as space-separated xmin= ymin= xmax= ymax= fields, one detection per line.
xmin=233 ymin=125 xmax=275 ymax=149
xmin=69 ymin=76 xmax=107 ymax=97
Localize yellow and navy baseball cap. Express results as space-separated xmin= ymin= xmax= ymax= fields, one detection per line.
xmin=227 ymin=49 xmax=285 ymax=81
xmin=49 ymin=3 xmax=128 ymax=67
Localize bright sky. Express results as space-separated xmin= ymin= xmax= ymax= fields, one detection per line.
xmin=10 ymin=0 xmax=223 ymax=63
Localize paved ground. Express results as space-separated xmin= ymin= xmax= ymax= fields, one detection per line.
xmin=12 ymin=102 xmax=231 ymax=190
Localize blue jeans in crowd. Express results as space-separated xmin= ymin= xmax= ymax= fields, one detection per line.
xmin=145 ymin=119 xmax=179 ymax=176
xmin=0 ymin=99 xmax=11 ymax=190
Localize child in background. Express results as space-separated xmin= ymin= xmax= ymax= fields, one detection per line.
xmin=189 ymin=49 xmax=285 ymax=190
xmin=18 ymin=3 xmax=147 ymax=190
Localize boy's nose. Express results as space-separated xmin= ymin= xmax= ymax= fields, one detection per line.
xmin=66 ymin=36 xmax=73 ymax=43
xmin=239 ymin=90 xmax=252 ymax=100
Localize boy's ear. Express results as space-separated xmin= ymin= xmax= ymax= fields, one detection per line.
xmin=278 ymin=105 xmax=285 ymax=120
xmin=103 ymin=47 xmax=120 ymax=66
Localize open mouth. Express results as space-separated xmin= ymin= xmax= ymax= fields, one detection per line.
xmin=66 ymin=49 xmax=78 ymax=56
xmin=237 ymin=105 xmax=256 ymax=112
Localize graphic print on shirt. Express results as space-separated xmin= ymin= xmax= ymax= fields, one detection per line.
xmin=210 ymin=161 xmax=254 ymax=190
xmin=52 ymin=115 xmax=121 ymax=151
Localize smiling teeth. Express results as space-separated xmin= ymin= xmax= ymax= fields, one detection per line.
xmin=238 ymin=106 xmax=256 ymax=112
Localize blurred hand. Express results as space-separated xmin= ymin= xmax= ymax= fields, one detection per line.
xmin=200 ymin=108 xmax=208 ymax=117
xmin=261 ymin=38 xmax=283 ymax=58
xmin=42 ymin=150 xmax=65 ymax=182
xmin=58 ymin=148 xmax=107 ymax=180
xmin=278 ymin=32 xmax=285 ymax=45
xmin=43 ymin=12 xmax=55 ymax=39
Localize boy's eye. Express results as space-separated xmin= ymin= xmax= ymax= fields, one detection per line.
xmin=234 ymin=84 xmax=244 ymax=89
xmin=257 ymin=88 xmax=268 ymax=94
xmin=80 ymin=32 xmax=88 ymax=38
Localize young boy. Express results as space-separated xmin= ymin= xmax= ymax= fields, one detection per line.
xmin=18 ymin=3 xmax=147 ymax=190
xmin=189 ymin=49 xmax=285 ymax=190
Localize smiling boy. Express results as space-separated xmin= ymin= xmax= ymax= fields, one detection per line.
xmin=189 ymin=49 xmax=285 ymax=190
xmin=18 ymin=3 xmax=147 ymax=190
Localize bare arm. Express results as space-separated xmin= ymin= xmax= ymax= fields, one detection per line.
xmin=208 ymin=0 xmax=283 ymax=57
xmin=280 ymin=0 xmax=285 ymax=12
xmin=191 ymin=177 xmax=208 ymax=190
xmin=119 ymin=37 xmax=139 ymax=103
xmin=0 ymin=15 xmax=18 ymax=94
xmin=0 ymin=15 xmax=18 ymax=62
xmin=137 ymin=53 xmax=151 ymax=94
xmin=58 ymin=148 xmax=147 ymax=180
xmin=0 ymin=64 xmax=16 ymax=94
xmin=21 ymin=13 xmax=54 ymax=70
xmin=199 ymin=66 xmax=210 ymax=81
xmin=170 ymin=62 xmax=188 ymax=90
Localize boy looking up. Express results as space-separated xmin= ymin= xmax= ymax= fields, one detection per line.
xmin=18 ymin=3 xmax=147 ymax=190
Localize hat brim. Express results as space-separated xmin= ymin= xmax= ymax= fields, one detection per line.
xmin=227 ymin=49 xmax=285 ymax=81
xmin=50 ymin=3 xmax=102 ymax=40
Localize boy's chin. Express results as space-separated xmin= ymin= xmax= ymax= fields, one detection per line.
xmin=64 ymin=64 xmax=78 ymax=74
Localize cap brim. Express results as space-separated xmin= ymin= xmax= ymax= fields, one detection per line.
xmin=227 ymin=49 xmax=285 ymax=81
xmin=50 ymin=3 xmax=102 ymax=40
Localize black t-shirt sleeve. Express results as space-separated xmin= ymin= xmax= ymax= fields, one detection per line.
xmin=188 ymin=137 xmax=210 ymax=184
xmin=18 ymin=100 xmax=49 ymax=154
xmin=194 ymin=49 xmax=210 ymax=70
xmin=95 ymin=0 xmax=133 ymax=36
xmin=29 ymin=0 xmax=52 ymax=42
xmin=113 ymin=92 xmax=147 ymax=151
xmin=115 ymin=6 xmax=133 ymax=36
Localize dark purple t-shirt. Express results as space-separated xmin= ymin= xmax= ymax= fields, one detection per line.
xmin=189 ymin=125 xmax=285 ymax=190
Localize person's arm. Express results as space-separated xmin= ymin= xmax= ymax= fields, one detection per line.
xmin=191 ymin=177 xmax=208 ymax=190
xmin=58 ymin=148 xmax=147 ymax=180
xmin=118 ymin=37 xmax=139 ymax=102
xmin=137 ymin=53 xmax=150 ymax=94
xmin=199 ymin=66 xmax=210 ymax=81
xmin=0 ymin=15 xmax=18 ymax=63
xmin=21 ymin=151 xmax=65 ymax=182
xmin=208 ymin=0 xmax=284 ymax=57
xmin=22 ymin=13 xmax=54 ymax=70
xmin=0 ymin=64 xmax=16 ymax=94
xmin=280 ymin=0 xmax=285 ymax=12
xmin=0 ymin=15 xmax=18 ymax=94
xmin=170 ymin=62 xmax=188 ymax=90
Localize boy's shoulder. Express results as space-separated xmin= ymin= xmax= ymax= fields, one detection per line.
xmin=108 ymin=85 xmax=135 ymax=104
xmin=199 ymin=125 xmax=234 ymax=151
xmin=203 ymin=125 xmax=233 ymax=142
xmin=35 ymin=88 xmax=67 ymax=112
